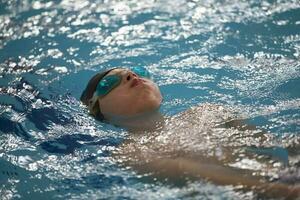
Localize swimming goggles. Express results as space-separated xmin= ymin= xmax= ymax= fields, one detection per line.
xmin=94 ymin=66 xmax=151 ymax=97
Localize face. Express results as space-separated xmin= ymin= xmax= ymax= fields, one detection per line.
xmin=97 ymin=68 xmax=162 ymax=118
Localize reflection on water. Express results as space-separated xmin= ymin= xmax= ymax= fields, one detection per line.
xmin=1 ymin=0 xmax=300 ymax=199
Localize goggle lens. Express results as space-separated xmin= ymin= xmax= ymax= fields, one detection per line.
xmin=95 ymin=75 xmax=121 ymax=96
xmin=132 ymin=66 xmax=151 ymax=79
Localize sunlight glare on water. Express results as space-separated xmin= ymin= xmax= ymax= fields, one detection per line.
xmin=0 ymin=0 xmax=300 ymax=199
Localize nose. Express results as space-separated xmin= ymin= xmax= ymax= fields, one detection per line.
xmin=125 ymin=70 xmax=137 ymax=82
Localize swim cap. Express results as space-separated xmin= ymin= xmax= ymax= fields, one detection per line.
xmin=80 ymin=68 xmax=116 ymax=120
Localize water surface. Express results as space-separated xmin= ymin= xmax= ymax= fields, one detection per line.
xmin=0 ymin=0 xmax=300 ymax=199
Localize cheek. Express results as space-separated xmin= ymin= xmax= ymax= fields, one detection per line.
xmin=98 ymin=89 xmax=135 ymax=114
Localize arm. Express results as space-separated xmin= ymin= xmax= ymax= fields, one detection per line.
xmin=133 ymin=156 xmax=300 ymax=198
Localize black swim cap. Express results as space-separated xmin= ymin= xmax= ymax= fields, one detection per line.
xmin=80 ymin=68 xmax=116 ymax=120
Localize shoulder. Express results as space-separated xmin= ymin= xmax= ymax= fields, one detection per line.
xmin=172 ymin=103 xmax=236 ymax=125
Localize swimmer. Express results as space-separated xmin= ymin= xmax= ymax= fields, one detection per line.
xmin=81 ymin=67 xmax=300 ymax=199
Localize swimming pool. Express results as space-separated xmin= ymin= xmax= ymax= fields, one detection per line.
xmin=0 ymin=0 xmax=299 ymax=199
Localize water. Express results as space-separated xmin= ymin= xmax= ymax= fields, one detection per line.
xmin=0 ymin=0 xmax=300 ymax=199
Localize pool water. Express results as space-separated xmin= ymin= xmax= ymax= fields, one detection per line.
xmin=0 ymin=0 xmax=300 ymax=199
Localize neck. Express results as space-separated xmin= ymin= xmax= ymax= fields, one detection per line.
xmin=105 ymin=110 xmax=165 ymax=132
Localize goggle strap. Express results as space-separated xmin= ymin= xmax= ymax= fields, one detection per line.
xmin=88 ymin=94 xmax=104 ymax=120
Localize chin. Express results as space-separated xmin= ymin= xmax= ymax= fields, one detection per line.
xmin=137 ymin=94 xmax=161 ymax=112
xmin=140 ymin=82 xmax=161 ymax=98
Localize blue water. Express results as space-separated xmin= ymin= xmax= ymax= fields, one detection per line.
xmin=1 ymin=0 xmax=300 ymax=199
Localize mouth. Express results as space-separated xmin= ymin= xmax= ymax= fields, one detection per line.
xmin=130 ymin=78 xmax=144 ymax=88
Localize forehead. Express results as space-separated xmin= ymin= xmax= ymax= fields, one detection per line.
xmin=106 ymin=68 xmax=127 ymax=76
